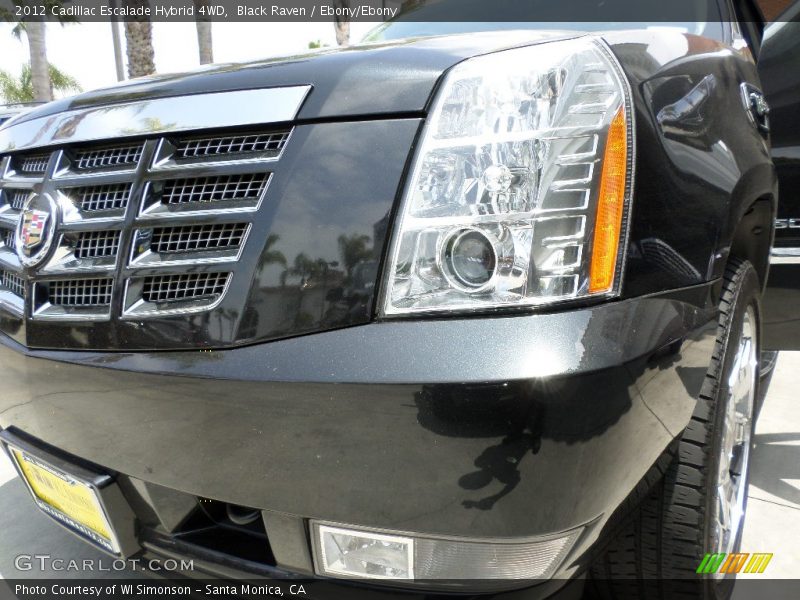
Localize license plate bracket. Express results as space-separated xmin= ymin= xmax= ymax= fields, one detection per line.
xmin=1 ymin=428 xmax=137 ymax=556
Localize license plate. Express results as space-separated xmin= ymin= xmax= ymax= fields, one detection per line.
xmin=10 ymin=448 xmax=117 ymax=553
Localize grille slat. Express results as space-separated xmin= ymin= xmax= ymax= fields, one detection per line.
xmin=48 ymin=278 xmax=113 ymax=307
xmin=1 ymin=270 xmax=25 ymax=298
xmin=75 ymin=231 xmax=121 ymax=259
xmin=151 ymin=223 xmax=248 ymax=254
xmin=73 ymin=143 xmax=144 ymax=171
xmin=174 ymin=131 xmax=290 ymax=160
xmin=69 ymin=183 xmax=132 ymax=212
xmin=4 ymin=188 xmax=29 ymax=210
xmin=14 ymin=153 xmax=49 ymax=175
xmin=162 ymin=174 xmax=267 ymax=205
xmin=1 ymin=123 xmax=288 ymax=322
xmin=142 ymin=273 xmax=230 ymax=303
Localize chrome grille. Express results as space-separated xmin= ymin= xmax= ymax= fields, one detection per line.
xmin=162 ymin=173 xmax=268 ymax=205
xmin=151 ymin=223 xmax=248 ymax=254
xmin=14 ymin=153 xmax=49 ymax=174
xmin=5 ymin=188 xmax=29 ymax=210
xmin=48 ymin=278 xmax=113 ymax=307
xmin=75 ymin=231 xmax=121 ymax=259
xmin=174 ymin=130 xmax=290 ymax=160
xmin=0 ymin=120 xmax=290 ymax=322
xmin=142 ymin=273 xmax=230 ymax=303
xmin=73 ymin=143 xmax=144 ymax=171
xmin=1 ymin=270 xmax=25 ymax=297
xmin=71 ymin=183 xmax=132 ymax=212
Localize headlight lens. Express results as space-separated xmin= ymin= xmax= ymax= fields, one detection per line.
xmin=383 ymin=37 xmax=634 ymax=314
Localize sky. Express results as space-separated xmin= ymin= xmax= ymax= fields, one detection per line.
xmin=0 ymin=21 xmax=376 ymax=99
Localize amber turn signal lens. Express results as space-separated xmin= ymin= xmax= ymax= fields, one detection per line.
xmin=589 ymin=107 xmax=628 ymax=294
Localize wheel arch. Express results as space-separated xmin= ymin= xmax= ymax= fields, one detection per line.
xmin=728 ymin=194 xmax=775 ymax=292
xmin=718 ymin=158 xmax=778 ymax=292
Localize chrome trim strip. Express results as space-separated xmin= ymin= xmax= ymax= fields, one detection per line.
xmin=0 ymin=86 xmax=311 ymax=153
xmin=771 ymin=248 xmax=800 ymax=265
xmin=0 ymin=244 xmax=22 ymax=270
xmin=38 ymin=233 xmax=120 ymax=275
xmin=129 ymin=223 xmax=251 ymax=269
xmin=30 ymin=282 xmax=112 ymax=321
xmin=0 ymin=290 xmax=24 ymax=316
xmin=121 ymin=272 xmax=232 ymax=319
xmin=0 ymin=211 xmax=19 ymax=228
xmin=149 ymin=128 xmax=294 ymax=172
xmin=137 ymin=175 xmax=269 ymax=220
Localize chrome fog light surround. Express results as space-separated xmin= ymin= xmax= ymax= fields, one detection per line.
xmin=316 ymin=524 xmax=415 ymax=580
xmin=311 ymin=521 xmax=581 ymax=586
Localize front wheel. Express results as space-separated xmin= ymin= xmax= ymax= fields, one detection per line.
xmin=592 ymin=258 xmax=761 ymax=599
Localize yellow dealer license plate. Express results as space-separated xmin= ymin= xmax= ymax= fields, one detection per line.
xmin=11 ymin=448 xmax=116 ymax=552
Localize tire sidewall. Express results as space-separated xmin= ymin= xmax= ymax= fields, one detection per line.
xmin=704 ymin=263 xmax=762 ymax=599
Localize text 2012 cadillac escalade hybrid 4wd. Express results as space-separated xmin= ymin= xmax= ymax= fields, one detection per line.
xmin=1 ymin=1 xmax=799 ymax=598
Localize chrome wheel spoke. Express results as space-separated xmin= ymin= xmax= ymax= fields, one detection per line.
xmin=711 ymin=306 xmax=756 ymax=578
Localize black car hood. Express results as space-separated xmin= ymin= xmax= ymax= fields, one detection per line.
xmin=17 ymin=30 xmax=579 ymax=124
xmin=2 ymin=29 xmax=595 ymax=352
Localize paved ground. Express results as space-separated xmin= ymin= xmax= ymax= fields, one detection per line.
xmin=736 ymin=352 xmax=800 ymax=580
xmin=0 ymin=354 xmax=798 ymax=583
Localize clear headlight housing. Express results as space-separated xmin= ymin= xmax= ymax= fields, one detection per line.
xmin=383 ymin=37 xmax=634 ymax=314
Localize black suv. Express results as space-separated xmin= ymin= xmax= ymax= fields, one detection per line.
xmin=1 ymin=1 xmax=798 ymax=599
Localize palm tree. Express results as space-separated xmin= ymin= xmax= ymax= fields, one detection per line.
xmin=333 ymin=0 xmax=350 ymax=46
xmin=124 ymin=1 xmax=156 ymax=78
xmin=25 ymin=21 xmax=49 ymax=101
xmin=0 ymin=64 xmax=81 ymax=103
xmin=0 ymin=1 xmax=79 ymax=102
xmin=337 ymin=233 xmax=372 ymax=278
xmin=262 ymin=234 xmax=287 ymax=269
xmin=194 ymin=0 xmax=214 ymax=64
xmin=290 ymin=253 xmax=323 ymax=287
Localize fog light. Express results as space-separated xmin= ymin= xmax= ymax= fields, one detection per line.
xmin=316 ymin=524 xmax=414 ymax=579
xmin=312 ymin=521 xmax=581 ymax=584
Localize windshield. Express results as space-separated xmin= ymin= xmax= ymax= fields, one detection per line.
xmin=363 ymin=0 xmax=725 ymax=42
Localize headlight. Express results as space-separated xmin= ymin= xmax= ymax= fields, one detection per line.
xmin=383 ymin=36 xmax=634 ymax=314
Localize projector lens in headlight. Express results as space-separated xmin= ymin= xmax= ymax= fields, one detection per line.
xmin=444 ymin=228 xmax=498 ymax=291
xmin=383 ymin=36 xmax=634 ymax=314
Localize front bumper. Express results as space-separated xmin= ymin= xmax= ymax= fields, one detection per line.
xmin=0 ymin=284 xmax=718 ymax=589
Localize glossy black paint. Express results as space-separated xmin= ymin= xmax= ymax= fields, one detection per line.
xmin=759 ymin=12 xmax=800 ymax=350
xmin=0 ymin=18 xmax=785 ymax=591
xmin=14 ymin=31 xmax=576 ymax=125
xmin=0 ymin=284 xmax=718 ymax=583
xmin=3 ymin=119 xmax=420 ymax=350
xmin=2 ymin=28 xmax=778 ymax=351
xmin=602 ymin=30 xmax=776 ymax=298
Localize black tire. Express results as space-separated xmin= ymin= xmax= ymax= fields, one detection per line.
xmin=591 ymin=258 xmax=761 ymax=599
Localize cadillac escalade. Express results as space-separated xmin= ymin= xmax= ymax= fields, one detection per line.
xmin=1 ymin=1 xmax=799 ymax=599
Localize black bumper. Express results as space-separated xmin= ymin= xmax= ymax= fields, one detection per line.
xmin=0 ymin=284 xmax=718 ymax=586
